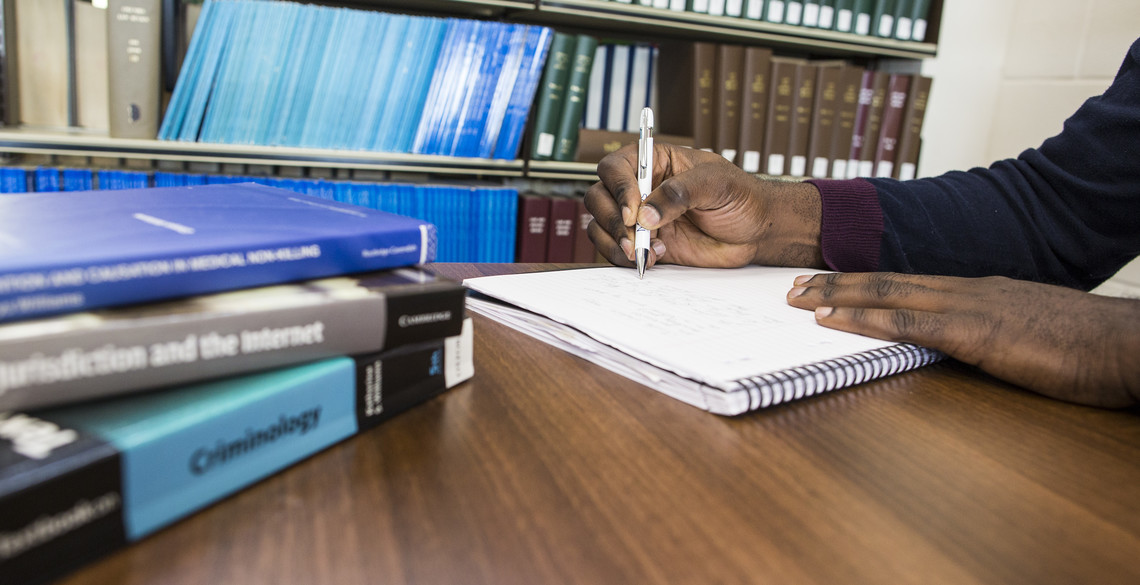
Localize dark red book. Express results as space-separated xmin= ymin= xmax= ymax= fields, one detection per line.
xmin=545 ymin=196 xmax=578 ymax=263
xmin=572 ymin=198 xmax=596 ymax=262
xmin=515 ymin=194 xmax=551 ymax=263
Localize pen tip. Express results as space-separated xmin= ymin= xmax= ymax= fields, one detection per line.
xmin=636 ymin=249 xmax=648 ymax=279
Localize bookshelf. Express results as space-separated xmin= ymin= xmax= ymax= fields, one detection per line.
xmin=0 ymin=0 xmax=942 ymax=182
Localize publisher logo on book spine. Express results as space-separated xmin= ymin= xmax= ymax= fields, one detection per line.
xmin=398 ymin=311 xmax=453 ymax=328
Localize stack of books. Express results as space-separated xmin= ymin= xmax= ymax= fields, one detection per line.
xmin=0 ymin=183 xmax=474 ymax=584
xmin=159 ymin=0 xmax=553 ymax=160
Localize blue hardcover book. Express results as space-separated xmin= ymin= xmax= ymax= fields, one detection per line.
xmin=492 ymin=27 xmax=553 ymax=160
xmin=0 ymin=183 xmax=437 ymax=322
xmin=477 ymin=25 xmax=530 ymax=158
xmin=0 ymin=319 xmax=474 ymax=585
xmin=62 ymin=168 xmax=94 ymax=191
xmin=388 ymin=18 xmax=449 ymax=153
xmin=350 ymin=13 xmax=403 ymax=151
xmin=33 ymin=168 xmax=61 ymax=192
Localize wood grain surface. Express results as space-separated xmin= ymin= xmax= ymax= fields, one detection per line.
xmin=58 ymin=263 xmax=1140 ymax=585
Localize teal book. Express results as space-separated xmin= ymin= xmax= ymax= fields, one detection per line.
xmin=0 ymin=319 xmax=474 ymax=585
xmin=552 ymin=34 xmax=599 ymax=162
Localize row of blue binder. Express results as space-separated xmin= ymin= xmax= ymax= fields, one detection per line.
xmin=159 ymin=0 xmax=553 ymax=160
xmin=1 ymin=167 xmax=518 ymax=263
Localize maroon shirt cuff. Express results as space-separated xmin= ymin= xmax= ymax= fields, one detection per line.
xmin=804 ymin=178 xmax=883 ymax=272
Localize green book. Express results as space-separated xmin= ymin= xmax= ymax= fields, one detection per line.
xmin=802 ymin=0 xmax=822 ymax=27
xmin=910 ymin=0 xmax=931 ymax=41
xmin=529 ymin=32 xmax=576 ymax=161
xmin=833 ymin=0 xmax=854 ymax=32
xmin=871 ymin=0 xmax=896 ymax=37
xmin=892 ymin=0 xmax=913 ymax=40
xmin=852 ymin=0 xmax=874 ymax=35
xmin=552 ymin=35 xmax=599 ymax=162
xmin=817 ymin=0 xmax=836 ymax=29
xmin=765 ymin=0 xmax=785 ymax=23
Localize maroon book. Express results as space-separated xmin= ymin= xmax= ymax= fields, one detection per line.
xmin=515 ymin=194 xmax=551 ymax=263
xmin=545 ymin=197 xmax=578 ymax=263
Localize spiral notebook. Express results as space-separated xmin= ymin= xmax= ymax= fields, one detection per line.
xmin=464 ymin=265 xmax=944 ymax=415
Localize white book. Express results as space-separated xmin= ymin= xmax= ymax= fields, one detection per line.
xmin=584 ymin=45 xmax=607 ymax=130
xmin=465 ymin=266 xmax=943 ymax=415
xmin=606 ymin=45 xmax=631 ymax=132
xmin=625 ymin=46 xmax=653 ymax=133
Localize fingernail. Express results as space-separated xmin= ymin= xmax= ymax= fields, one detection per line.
xmin=637 ymin=205 xmax=661 ymax=228
xmin=794 ymin=274 xmax=812 ymax=285
xmin=622 ymin=206 xmax=634 ymax=226
xmin=652 ymin=240 xmax=666 ymax=257
xmin=620 ymin=238 xmax=634 ymax=260
xmin=788 ymin=286 xmax=806 ymax=298
xmin=815 ymin=306 xmax=834 ymax=318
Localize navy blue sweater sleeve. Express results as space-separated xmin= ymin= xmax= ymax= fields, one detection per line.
xmin=863 ymin=38 xmax=1140 ymax=290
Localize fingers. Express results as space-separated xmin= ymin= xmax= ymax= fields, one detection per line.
xmin=786 ymin=271 xmax=967 ymax=313
xmin=595 ymin=143 xmax=643 ymax=228
xmin=810 ymin=305 xmax=951 ymax=349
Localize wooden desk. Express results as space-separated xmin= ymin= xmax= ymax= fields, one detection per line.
xmin=60 ymin=263 xmax=1140 ymax=585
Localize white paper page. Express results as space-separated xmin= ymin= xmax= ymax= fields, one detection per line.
xmin=464 ymin=265 xmax=901 ymax=390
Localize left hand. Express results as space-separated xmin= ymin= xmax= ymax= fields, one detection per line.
xmin=786 ymin=272 xmax=1140 ymax=408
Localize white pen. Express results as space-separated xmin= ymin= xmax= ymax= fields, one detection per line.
xmin=635 ymin=107 xmax=654 ymax=279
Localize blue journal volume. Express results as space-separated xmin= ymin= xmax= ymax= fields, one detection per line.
xmin=0 ymin=183 xmax=437 ymax=323
xmin=0 ymin=319 xmax=473 ymax=585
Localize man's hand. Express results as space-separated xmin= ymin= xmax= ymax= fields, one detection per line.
xmin=786 ymin=272 xmax=1140 ymax=408
xmin=585 ymin=143 xmax=826 ymax=270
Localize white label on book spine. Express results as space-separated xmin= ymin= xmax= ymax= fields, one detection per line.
xmin=786 ymin=2 xmax=802 ymax=25
xmin=709 ymin=0 xmax=726 ymax=16
xmin=877 ymin=15 xmax=894 ymax=37
xmin=726 ymin=0 xmax=743 ymax=17
xmin=845 ymin=158 xmax=859 ymax=179
xmin=899 ymin=162 xmax=916 ymax=181
xmin=692 ymin=0 xmax=711 ymax=12
xmin=444 ymin=319 xmax=475 ymax=388
xmin=721 ymin=149 xmax=738 ymax=164
xmin=895 ymin=17 xmax=913 ymax=40
xmin=746 ymin=0 xmax=763 ymax=19
xmin=670 ymin=0 xmax=687 ymax=10
xmin=803 ymin=4 xmax=820 ymax=27
xmin=743 ymin=151 xmax=761 ymax=173
xmin=811 ymin=157 xmax=829 ymax=178
xmin=767 ymin=1 xmax=784 ymax=22
xmin=819 ymin=6 xmax=834 ymax=28
xmin=831 ymin=160 xmax=847 ymax=180
xmin=913 ymin=19 xmax=928 ymax=42
xmin=789 ymin=156 xmax=806 ymax=177
xmin=876 ymin=161 xmax=894 ymax=178
xmin=858 ymin=160 xmax=873 ymax=177
xmin=836 ymin=9 xmax=853 ymax=31
xmin=855 ymin=13 xmax=871 ymax=35
xmin=653 ymin=0 xmax=669 ymax=8
xmin=767 ymin=154 xmax=785 ymax=176
xmin=536 ymin=133 xmax=555 ymax=157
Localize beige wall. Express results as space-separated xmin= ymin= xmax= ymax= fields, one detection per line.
xmin=917 ymin=0 xmax=1140 ymax=296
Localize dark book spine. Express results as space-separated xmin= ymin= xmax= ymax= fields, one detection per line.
xmin=845 ymin=68 xmax=876 ymax=178
xmin=893 ymin=74 xmax=932 ymax=180
xmin=515 ymin=194 xmax=551 ymax=263
xmin=856 ymin=71 xmax=890 ymax=177
xmin=0 ymin=273 xmax=468 ymax=411
xmin=762 ymin=58 xmax=800 ymax=176
xmin=806 ymin=64 xmax=844 ymax=179
xmin=738 ymin=46 xmax=773 ymax=173
xmin=829 ymin=65 xmax=864 ymax=179
xmin=107 ymin=0 xmax=162 ymax=139
xmin=529 ymin=33 xmax=575 ymax=160
xmin=872 ymin=73 xmax=912 ymax=178
xmin=786 ymin=62 xmax=818 ymax=178
xmin=545 ymin=197 xmax=578 ymax=263
xmin=553 ymin=35 xmax=598 ymax=161
xmin=572 ymin=198 xmax=596 ymax=263
xmin=713 ymin=44 xmax=745 ymax=164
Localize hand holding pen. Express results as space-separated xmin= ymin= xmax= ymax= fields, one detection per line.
xmin=635 ymin=107 xmax=654 ymax=279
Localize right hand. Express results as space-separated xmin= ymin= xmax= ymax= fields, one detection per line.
xmin=584 ymin=142 xmax=827 ymax=270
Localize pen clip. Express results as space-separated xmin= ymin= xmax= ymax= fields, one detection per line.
xmin=638 ymin=108 xmax=654 ymax=181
